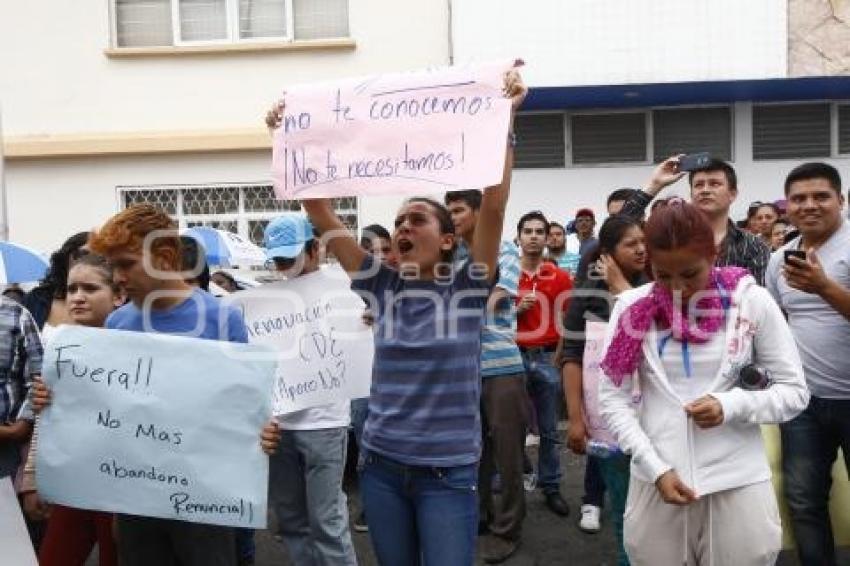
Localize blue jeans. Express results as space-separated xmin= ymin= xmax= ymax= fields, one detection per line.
xmin=598 ymin=454 xmax=630 ymax=566
xmin=359 ymin=451 xmax=478 ymax=566
xmin=269 ymin=427 xmax=357 ymax=566
xmin=582 ymin=455 xmax=606 ymax=508
xmin=235 ymin=528 xmax=255 ymax=563
xmin=781 ymin=396 xmax=850 ymax=566
xmin=350 ymin=398 xmax=369 ymax=451
xmin=522 ymin=348 xmax=562 ymax=494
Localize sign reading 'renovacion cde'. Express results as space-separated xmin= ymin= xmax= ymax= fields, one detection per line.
xmin=231 ymin=265 xmax=374 ymax=416
xmin=36 ymin=326 xmax=277 ymax=528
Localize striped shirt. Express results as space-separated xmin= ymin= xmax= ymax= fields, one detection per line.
xmin=352 ymin=255 xmax=491 ymax=466
xmin=480 ymin=241 xmax=524 ymax=377
xmin=0 ymin=297 xmax=42 ymax=425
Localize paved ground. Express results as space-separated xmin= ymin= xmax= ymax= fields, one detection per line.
xmin=82 ymin=437 xmax=850 ymax=565
xmin=256 ymin=447 xmax=620 ymax=566
xmin=251 ymin=445 xmax=850 ymax=566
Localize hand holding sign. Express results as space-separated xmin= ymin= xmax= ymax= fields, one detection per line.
xmin=269 ymin=60 xmax=521 ymax=199
xmin=36 ymin=326 xmax=278 ymax=528
xmin=502 ymin=66 xmax=528 ymax=113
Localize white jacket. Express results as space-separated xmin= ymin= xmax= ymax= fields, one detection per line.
xmin=599 ymin=276 xmax=809 ymax=496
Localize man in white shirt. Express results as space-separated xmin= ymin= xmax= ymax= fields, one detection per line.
xmin=766 ymin=162 xmax=850 ymax=566
xmin=263 ymin=214 xmax=357 ymax=566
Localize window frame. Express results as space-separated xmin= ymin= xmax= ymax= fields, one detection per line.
xmin=170 ymin=0 xmax=294 ymax=46
xmin=512 ymin=110 xmax=568 ymax=170
xmin=750 ymin=100 xmax=850 ymax=161
xmin=565 ymin=108 xmax=651 ymax=168
xmin=650 ymin=104 xmax=735 ymax=164
xmin=513 ymin=104 xmax=738 ymax=170
xmin=110 ymin=0 xmax=350 ymax=49
xmin=835 ymin=102 xmax=850 ymax=157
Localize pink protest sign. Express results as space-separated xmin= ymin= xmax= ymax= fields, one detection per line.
xmin=271 ymin=60 xmax=518 ymax=199
xmin=582 ymin=321 xmax=618 ymax=446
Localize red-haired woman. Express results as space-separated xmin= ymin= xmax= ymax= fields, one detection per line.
xmin=598 ymin=199 xmax=809 ymax=565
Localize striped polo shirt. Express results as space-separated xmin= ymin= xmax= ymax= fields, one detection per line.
xmin=352 ymin=254 xmax=491 ymax=467
xmin=480 ymin=241 xmax=525 ymax=377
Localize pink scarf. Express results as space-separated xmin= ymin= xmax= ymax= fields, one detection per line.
xmin=599 ymin=267 xmax=749 ymax=386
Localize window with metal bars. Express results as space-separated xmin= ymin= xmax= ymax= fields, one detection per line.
xmin=113 ymin=0 xmax=349 ymax=47
xmin=752 ymin=103 xmax=831 ymax=160
xmin=839 ymin=105 xmax=850 ymax=156
xmin=515 ymin=107 xmax=737 ymax=167
xmin=514 ymin=114 xmax=565 ymax=169
xmin=653 ymin=107 xmax=732 ymax=162
xmin=117 ymin=184 xmax=358 ymax=246
xmin=571 ymin=112 xmax=647 ymax=164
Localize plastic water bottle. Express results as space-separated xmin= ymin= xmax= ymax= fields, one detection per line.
xmin=586 ymin=440 xmax=622 ymax=459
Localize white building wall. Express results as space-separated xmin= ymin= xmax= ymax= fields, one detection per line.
xmin=1 ymin=0 xmax=449 ymax=252
xmin=0 ymin=1 xmax=450 ymax=136
xmin=451 ymin=0 xmax=788 ymax=87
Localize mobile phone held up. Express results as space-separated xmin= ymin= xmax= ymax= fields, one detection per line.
xmin=677 ymin=152 xmax=712 ymax=172
xmin=784 ymin=249 xmax=807 ymax=264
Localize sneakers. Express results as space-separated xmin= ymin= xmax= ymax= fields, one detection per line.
xmin=480 ymin=535 xmax=520 ymax=564
xmin=578 ymin=504 xmax=601 ymax=533
xmin=353 ymin=511 xmax=368 ymax=533
xmin=522 ymin=472 xmax=537 ymax=492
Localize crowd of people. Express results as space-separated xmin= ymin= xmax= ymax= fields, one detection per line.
xmin=0 ymin=69 xmax=848 ymax=566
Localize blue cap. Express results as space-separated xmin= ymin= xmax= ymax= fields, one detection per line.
xmin=263 ymin=213 xmax=315 ymax=259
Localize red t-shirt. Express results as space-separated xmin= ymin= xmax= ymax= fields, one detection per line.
xmin=516 ymin=262 xmax=573 ymax=348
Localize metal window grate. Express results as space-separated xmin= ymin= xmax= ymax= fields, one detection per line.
xmin=118 ymin=184 xmax=357 ymax=247
xmin=182 ymin=186 xmax=239 ymax=215
xmin=186 ymin=219 xmax=239 ymax=232
xmin=514 ymin=114 xmax=565 ymax=169
xmin=571 ymin=113 xmax=647 ymax=164
xmin=653 ymin=107 xmax=732 ymax=162
xmin=122 ymin=188 xmax=179 ymax=214
xmin=243 ymin=185 xmax=301 ymax=212
xmin=839 ymin=105 xmax=850 ymax=155
xmin=752 ymin=103 xmax=831 ymax=160
xmin=247 ymin=219 xmax=272 ymax=245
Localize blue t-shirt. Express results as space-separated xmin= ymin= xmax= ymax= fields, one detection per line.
xmin=352 ymin=255 xmax=492 ymax=466
xmin=107 ymin=288 xmax=248 ymax=344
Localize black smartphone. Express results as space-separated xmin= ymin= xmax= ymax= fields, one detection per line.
xmin=677 ymin=152 xmax=712 ymax=172
xmin=784 ymin=249 xmax=807 ymax=264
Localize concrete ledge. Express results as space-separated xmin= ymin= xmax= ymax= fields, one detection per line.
xmin=104 ymin=38 xmax=356 ymax=58
xmin=4 ymin=128 xmax=272 ymax=159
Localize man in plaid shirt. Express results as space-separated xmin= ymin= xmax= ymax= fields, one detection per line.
xmin=0 ymin=295 xmax=43 ymax=479
xmin=620 ymin=156 xmax=770 ymax=285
